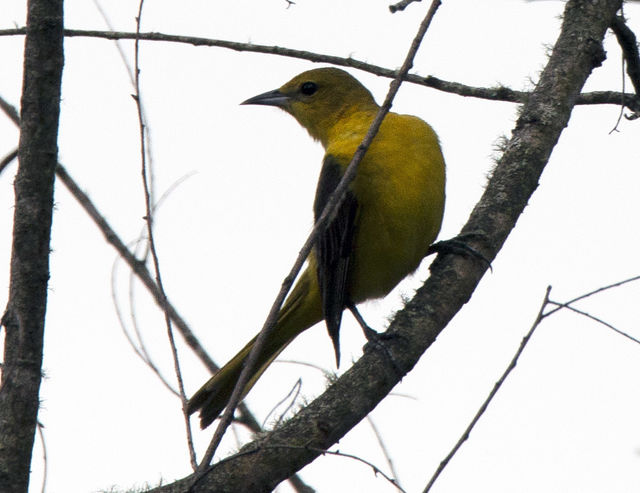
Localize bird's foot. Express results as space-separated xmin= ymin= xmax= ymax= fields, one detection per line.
xmin=348 ymin=304 xmax=403 ymax=376
xmin=427 ymin=232 xmax=492 ymax=271
xmin=362 ymin=326 xmax=404 ymax=377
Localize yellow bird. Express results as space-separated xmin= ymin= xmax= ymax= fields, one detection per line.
xmin=188 ymin=67 xmax=446 ymax=428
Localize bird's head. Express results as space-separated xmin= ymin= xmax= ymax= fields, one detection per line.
xmin=242 ymin=67 xmax=378 ymax=145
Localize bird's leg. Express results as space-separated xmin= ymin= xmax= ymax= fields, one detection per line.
xmin=427 ymin=231 xmax=492 ymax=270
xmin=347 ymin=303 xmax=402 ymax=375
xmin=348 ymin=303 xmax=379 ymax=341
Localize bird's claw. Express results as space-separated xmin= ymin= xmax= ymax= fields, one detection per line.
xmin=427 ymin=232 xmax=492 ymax=271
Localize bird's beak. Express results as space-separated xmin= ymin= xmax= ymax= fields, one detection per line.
xmin=241 ymin=89 xmax=290 ymax=108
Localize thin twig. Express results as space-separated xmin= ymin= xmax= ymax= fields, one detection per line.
xmin=367 ymin=416 xmax=402 ymax=489
xmin=277 ymin=359 xmax=402 ymax=484
xmin=109 ymin=175 xmax=211 ymax=393
xmin=0 ymin=93 xmax=204 ymax=396
xmin=0 ymin=93 xmax=20 ymax=123
xmin=201 ymin=443 xmax=405 ymax=493
xmin=549 ymin=300 xmax=640 ymax=345
xmin=36 ymin=421 xmax=47 ymax=493
xmin=125 ymin=227 xmax=165 ymax=389
xmin=118 ymin=173 xmax=196 ymax=393
xmin=57 ymin=161 xmax=220 ymax=372
xmin=0 ymin=92 xmax=270 ymax=467
xmin=95 ymin=0 xmax=170 ymax=380
xmin=195 ymin=0 xmax=443 ymax=473
xmin=544 ymin=274 xmax=640 ymax=318
xmin=262 ymin=378 xmax=302 ymax=428
xmin=276 ymin=359 xmax=335 ymax=380
xmin=92 ymin=0 xmax=136 ymax=86
xmin=609 ymin=44 xmax=627 ymax=133
xmin=128 ymin=241 xmax=157 ymax=371
xmin=110 ymin=243 xmax=179 ymax=396
xmin=1 ymin=28 xmax=638 ymax=112
xmin=0 ymin=148 xmax=17 ymax=176
xmin=132 ymin=0 xmax=197 ymax=469
xmin=423 ymin=274 xmax=640 ymax=493
xmin=306 ymin=446 xmax=406 ymax=493
xmin=422 ymin=286 xmax=552 ymax=493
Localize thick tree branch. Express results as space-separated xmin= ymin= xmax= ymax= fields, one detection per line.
xmin=0 ymin=1 xmax=64 ymax=491
xmin=0 ymin=27 xmax=638 ymax=112
xmin=145 ymin=0 xmax=623 ymax=491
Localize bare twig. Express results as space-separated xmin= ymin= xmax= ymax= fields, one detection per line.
xmin=423 ymin=274 xmax=640 ymax=493
xmin=544 ymin=274 xmax=640 ymax=317
xmin=609 ymin=46 xmax=628 ymax=133
xmin=196 ymin=0 xmax=443 ymax=472
xmin=277 ymin=358 xmax=401 ymax=484
xmin=549 ymin=301 xmax=640 ymax=346
xmin=0 ymin=148 xmax=17 ymax=176
xmin=92 ymin=0 xmax=137 ymax=86
xmin=110 ymin=246 xmax=179 ymax=396
xmin=0 ymin=93 xmax=275 ymax=479
xmin=422 ymin=286 xmax=552 ymax=493
xmin=0 ymin=93 xmax=20 ymax=123
xmin=57 ymin=162 xmax=221 ymax=373
xmin=123 ymin=174 xmax=196 ymax=377
xmin=110 ymin=174 xmax=196 ymax=395
xmin=302 ymin=446 xmax=406 ymax=493
xmin=86 ymin=4 xmax=168 ymax=395
xmin=544 ymin=274 xmax=640 ymax=345
xmin=367 ymin=416 xmax=402 ymax=489
xmin=132 ymin=0 xmax=197 ymax=469
xmin=262 ymin=378 xmax=303 ymax=428
xmin=0 ymin=28 xmax=638 ymax=112
xmin=127 ymin=241 xmax=160 ymax=372
xmin=203 ymin=443 xmax=405 ymax=493
xmin=276 ymin=359 xmax=335 ymax=380
xmin=0 ymin=93 xmax=218 ymax=377
xmin=36 ymin=422 xmax=47 ymax=493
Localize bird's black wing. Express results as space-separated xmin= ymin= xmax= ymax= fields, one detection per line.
xmin=313 ymin=154 xmax=359 ymax=367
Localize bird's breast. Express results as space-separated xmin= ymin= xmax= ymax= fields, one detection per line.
xmin=325 ymin=112 xmax=445 ymax=302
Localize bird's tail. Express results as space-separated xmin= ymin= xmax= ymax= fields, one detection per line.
xmin=187 ymin=268 xmax=322 ymax=428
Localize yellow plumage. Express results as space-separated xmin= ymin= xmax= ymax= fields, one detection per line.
xmin=187 ymin=67 xmax=445 ymax=428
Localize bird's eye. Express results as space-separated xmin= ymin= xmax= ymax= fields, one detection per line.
xmin=300 ymin=81 xmax=318 ymax=96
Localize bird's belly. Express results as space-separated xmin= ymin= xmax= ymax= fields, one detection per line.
xmin=348 ymin=200 xmax=438 ymax=302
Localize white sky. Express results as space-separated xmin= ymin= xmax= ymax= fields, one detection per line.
xmin=1 ymin=1 xmax=639 ymax=492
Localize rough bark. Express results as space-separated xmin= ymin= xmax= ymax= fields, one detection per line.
xmin=0 ymin=1 xmax=64 ymax=491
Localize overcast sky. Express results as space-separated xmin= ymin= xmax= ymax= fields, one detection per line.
xmin=1 ymin=1 xmax=640 ymax=492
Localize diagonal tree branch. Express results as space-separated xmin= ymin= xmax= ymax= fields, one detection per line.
xmin=144 ymin=0 xmax=623 ymax=491
xmin=0 ymin=93 xmax=268 ymax=441
xmin=0 ymin=1 xmax=64 ymax=491
xmin=0 ymin=96 xmax=318 ymax=490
